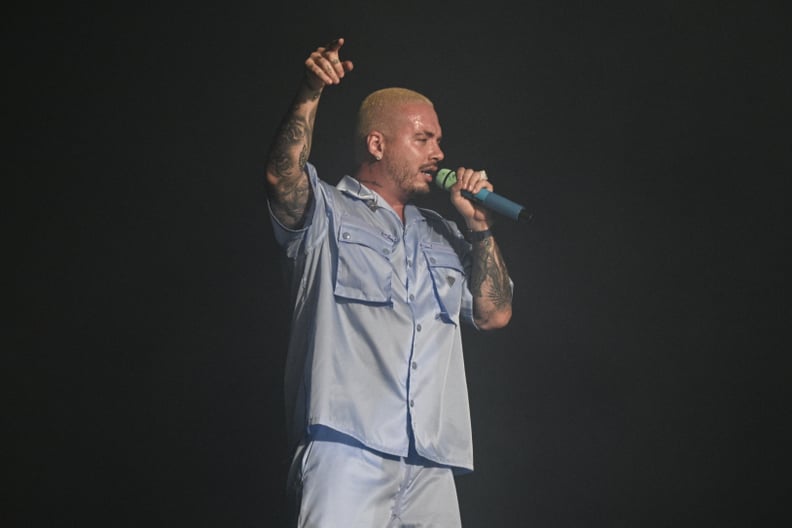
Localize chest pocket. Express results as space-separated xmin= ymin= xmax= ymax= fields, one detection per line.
xmin=422 ymin=245 xmax=465 ymax=324
xmin=334 ymin=219 xmax=396 ymax=304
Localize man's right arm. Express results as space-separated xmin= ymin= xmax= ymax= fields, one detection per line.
xmin=265 ymin=84 xmax=321 ymax=229
xmin=265 ymin=39 xmax=353 ymax=229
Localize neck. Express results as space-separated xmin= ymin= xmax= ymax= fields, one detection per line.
xmin=357 ymin=178 xmax=382 ymax=189
xmin=355 ymin=164 xmax=408 ymax=223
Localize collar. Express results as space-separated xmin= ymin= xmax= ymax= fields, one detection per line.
xmin=337 ymin=175 xmax=428 ymax=228
xmin=336 ymin=175 xmax=393 ymax=216
xmin=337 ymin=175 xmax=380 ymax=206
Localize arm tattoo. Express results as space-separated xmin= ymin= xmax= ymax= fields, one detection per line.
xmin=471 ymin=237 xmax=513 ymax=309
xmin=271 ymin=114 xmax=310 ymax=179
xmin=267 ymin=106 xmax=315 ymax=227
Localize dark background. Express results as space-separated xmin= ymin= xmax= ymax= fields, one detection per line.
xmin=8 ymin=1 xmax=788 ymax=526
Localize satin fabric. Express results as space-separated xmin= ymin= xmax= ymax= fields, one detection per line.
xmin=293 ymin=429 xmax=461 ymax=527
xmin=270 ymin=163 xmax=483 ymax=472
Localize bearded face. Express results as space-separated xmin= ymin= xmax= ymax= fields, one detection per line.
xmin=381 ymin=103 xmax=444 ymax=199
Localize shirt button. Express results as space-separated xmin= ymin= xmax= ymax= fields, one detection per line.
xmin=412 ymin=361 xmax=417 ymax=370
xmin=430 ymin=257 xmax=436 ymax=264
xmin=410 ymin=400 xmax=415 ymax=407
xmin=342 ymin=232 xmax=351 ymax=240
xmin=382 ymin=248 xmax=390 ymax=255
xmin=407 ymin=259 xmax=412 ymax=267
xmin=409 ymin=294 xmax=415 ymax=302
xmin=416 ymin=324 xmax=422 ymax=332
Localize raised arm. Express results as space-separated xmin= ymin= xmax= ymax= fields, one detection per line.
xmin=450 ymin=168 xmax=513 ymax=330
xmin=265 ymin=38 xmax=354 ymax=228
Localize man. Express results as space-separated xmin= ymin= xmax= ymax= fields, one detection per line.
xmin=265 ymin=38 xmax=513 ymax=527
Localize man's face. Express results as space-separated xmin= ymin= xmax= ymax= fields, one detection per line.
xmin=383 ymin=103 xmax=445 ymax=198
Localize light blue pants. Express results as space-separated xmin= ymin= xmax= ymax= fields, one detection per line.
xmin=289 ymin=429 xmax=462 ymax=527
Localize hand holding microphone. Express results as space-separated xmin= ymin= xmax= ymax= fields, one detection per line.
xmin=436 ymin=168 xmax=533 ymax=224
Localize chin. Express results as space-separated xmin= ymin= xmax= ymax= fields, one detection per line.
xmin=412 ymin=184 xmax=431 ymax=195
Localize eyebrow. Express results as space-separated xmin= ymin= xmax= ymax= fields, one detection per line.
xmin=416 ymin=130 xmax=441 ymax=141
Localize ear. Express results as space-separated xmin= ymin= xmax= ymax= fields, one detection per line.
xmin=366 ymin=131 xmax=384 ymax=161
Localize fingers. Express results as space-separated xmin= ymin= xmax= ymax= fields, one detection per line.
xmin=449 ymin=167 xmax=493 ymax=227
xmin=305 ymin=37 xmax=354 ymax=87
xmin=454 ymin=167 xmax=492 ymax=195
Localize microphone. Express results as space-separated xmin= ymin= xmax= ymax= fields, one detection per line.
xmin=435 ymin=168 xmax=533 ymax=223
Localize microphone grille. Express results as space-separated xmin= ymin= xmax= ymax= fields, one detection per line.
xmin=435 ymin=168 xmax=457 ymax=190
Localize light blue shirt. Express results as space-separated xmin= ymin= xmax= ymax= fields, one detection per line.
xmin=270 ymin=163 xmax=479 ymax=472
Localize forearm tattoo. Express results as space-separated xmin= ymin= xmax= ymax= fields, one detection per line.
xmin=267 ymin=103 xmax=316 ymax=226
xmin=471 ymin=237 xmax=513 ymax=310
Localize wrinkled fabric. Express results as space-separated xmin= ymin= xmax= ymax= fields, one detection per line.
xmin=295 ymin=428 xmax=461 ymax=527
xmin=270 ymin=162 xmax=478 ymax=472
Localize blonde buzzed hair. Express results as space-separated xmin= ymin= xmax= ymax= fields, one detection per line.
xmin=354 ymin=87 xmax=434 ymax=164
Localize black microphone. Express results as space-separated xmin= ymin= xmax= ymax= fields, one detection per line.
xmin=435 ymin=168 xmax=533 ymax=223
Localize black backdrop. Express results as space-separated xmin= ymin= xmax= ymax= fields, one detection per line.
xmin=8 ymin=1 xmax=788 ymax=526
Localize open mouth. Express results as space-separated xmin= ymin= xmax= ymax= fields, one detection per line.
xmin=420 ymin=167 xmax=437 ymax=181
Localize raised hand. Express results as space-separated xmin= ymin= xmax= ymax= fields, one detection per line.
xmin=449 ymin=167 xmax=495 ymax=231
xmin=304 ymin=37 xmax=354 ymax=92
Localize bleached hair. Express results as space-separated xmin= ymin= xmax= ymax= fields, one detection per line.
xmin=354 ymin=87 xmax=433 ymax=164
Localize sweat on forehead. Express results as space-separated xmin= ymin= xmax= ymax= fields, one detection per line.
xmin=354 ymin=87 xmax=435 ymax=162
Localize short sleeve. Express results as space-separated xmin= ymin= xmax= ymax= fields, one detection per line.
xmin=268 ymin=162 xmax=330 ymax=257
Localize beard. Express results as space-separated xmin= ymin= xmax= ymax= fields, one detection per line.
xmin=384 ymin=157 xmax=431 ymax=197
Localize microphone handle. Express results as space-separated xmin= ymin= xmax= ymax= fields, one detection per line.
xmin=461 ymin=188 xmax=531 ymax=223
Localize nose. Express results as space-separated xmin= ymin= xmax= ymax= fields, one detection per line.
xmin=432 ymin=142 xmax=444 ymax=162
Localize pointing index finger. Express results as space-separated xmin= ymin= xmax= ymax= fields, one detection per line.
xmin=325 ymin=37 xmax=345 ymax=52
